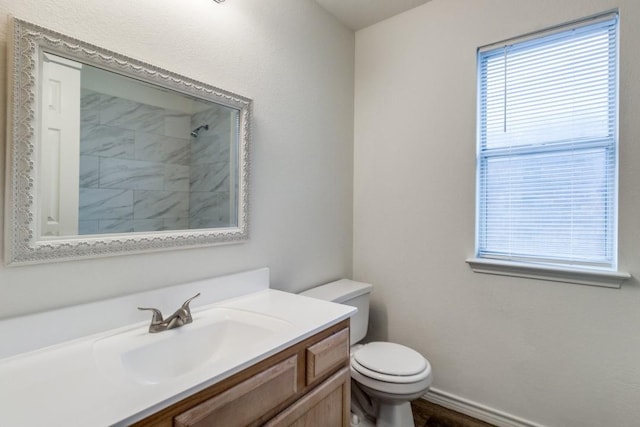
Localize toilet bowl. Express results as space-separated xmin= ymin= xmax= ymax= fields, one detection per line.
xmin=300 ymin=279 xmax=433 ymax=427
xmin=351 ymin=342 xmax=432 ymax=427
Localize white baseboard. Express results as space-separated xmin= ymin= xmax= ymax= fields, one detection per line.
xmin=422 ymin=388 xmax=546 ymax=427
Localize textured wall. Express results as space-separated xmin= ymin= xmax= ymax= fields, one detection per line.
xmin=0 ymin=0 xmax=354 ymax=317
xmin=354 ymin=1 xmax=640 ymax=426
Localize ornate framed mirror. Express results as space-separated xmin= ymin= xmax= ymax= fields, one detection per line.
xmin=5 ymin=17 xmax=251 ymax=265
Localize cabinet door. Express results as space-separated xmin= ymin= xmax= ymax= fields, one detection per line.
xmin=174 ymin=356 xmax=298 ymax=427
xmin=264 ymin=367 xmax=350 ymax=427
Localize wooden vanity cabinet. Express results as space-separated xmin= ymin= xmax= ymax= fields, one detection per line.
xmin=133 ymin=319 xmax=350 ymax=427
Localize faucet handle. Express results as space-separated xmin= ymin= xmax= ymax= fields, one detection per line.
xmin=181 ymin=293 xmax=201 ymax=314
xmin=138 ymin=307 xmax=164 ymax=323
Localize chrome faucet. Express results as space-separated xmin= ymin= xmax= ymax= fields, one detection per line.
xmin=138 ymin=293 xmax=201 ymax=333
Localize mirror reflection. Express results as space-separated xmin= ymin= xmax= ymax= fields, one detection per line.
xmin=40 ymin=53 xmax=239 ymax=237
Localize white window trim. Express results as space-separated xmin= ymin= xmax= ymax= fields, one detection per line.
xmin=466 ymin=257 xmax=630 ymax=288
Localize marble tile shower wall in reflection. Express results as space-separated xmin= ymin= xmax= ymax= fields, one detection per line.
xmin=79 ymin=89 xmax=192 ymax=234
xmin=189 ymin=106 xmax=234 ymax=229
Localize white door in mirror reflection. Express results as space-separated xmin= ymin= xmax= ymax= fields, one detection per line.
xmin=40 ymin=53 xmax=81 ymax=236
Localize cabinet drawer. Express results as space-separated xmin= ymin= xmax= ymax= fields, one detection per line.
xmin=306 ymin=328 xmax=349 ymax=385
xmin=174 ymin=355 xmax=298 ymax=427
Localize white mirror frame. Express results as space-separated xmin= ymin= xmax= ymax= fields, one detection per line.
xmin=5 ymin=17 xmax=251 ymax=265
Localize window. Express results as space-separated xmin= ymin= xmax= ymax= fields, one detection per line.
xmin=474 ymin=13 xmax=622 ymax=280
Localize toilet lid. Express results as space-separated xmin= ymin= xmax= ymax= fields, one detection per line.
xmin=351 ymin=357 xmax=431 ymax=384
xmin=353 ymin=342 xmax=427 ymax=376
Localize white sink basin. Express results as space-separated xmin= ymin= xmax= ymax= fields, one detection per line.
xmin=93 ymin=307 xmax=293 ymax=384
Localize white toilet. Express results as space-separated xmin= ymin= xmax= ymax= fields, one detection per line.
xmin=300 ymin=279 xmax=432 ymax=427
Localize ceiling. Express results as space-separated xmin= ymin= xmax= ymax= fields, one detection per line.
xmin=314 ymin=0 xmax=431 ymax=31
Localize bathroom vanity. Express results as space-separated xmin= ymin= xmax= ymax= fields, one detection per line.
xmin=135 ymin=320 xmax=350 ymax=426
xmin=0 ymin=269 xmax=355 ymax=426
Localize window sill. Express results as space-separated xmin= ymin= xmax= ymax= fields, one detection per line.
xmin=466 ymin=258 xmax=631 ymax=288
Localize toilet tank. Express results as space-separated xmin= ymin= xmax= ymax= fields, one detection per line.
xmin=299 ymin=279 xmax=373 ymax=345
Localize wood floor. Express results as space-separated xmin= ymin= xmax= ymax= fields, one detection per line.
xmin=412 ymin=399 xmax=496 ymax=427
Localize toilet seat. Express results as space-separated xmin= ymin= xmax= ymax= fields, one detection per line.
xmin=350 ymin=361 xmax=433 ymax=398
xmin=351 ymin=342 xmax=429 ymax=384
xmin=351 ymin=358 xmax=430 ymax=384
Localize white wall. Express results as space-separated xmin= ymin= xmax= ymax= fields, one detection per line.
xmin=354 ymin=1 xmax=640 ymax=426
xmin=0 ymin=0 xmax=354 ymax=318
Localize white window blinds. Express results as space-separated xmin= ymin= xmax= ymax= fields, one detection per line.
xmin=477 ymin=13 xmax=618 ymax=268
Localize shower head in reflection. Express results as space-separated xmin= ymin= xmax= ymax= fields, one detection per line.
xmin=190 ymin=124 xmax=209 ymax=137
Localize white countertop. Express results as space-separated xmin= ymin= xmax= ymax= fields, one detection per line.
xmin=0 ymin=276 xmax=354 ymax=426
